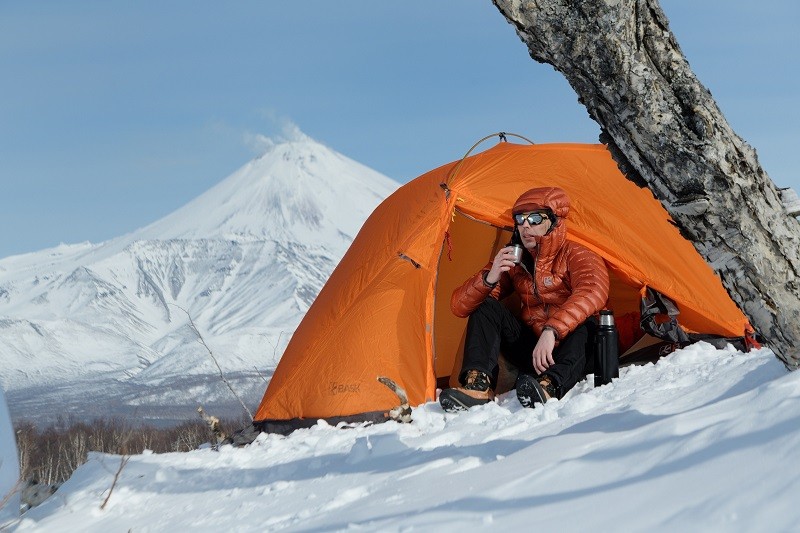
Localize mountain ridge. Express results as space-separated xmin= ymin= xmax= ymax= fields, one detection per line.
xmin=0 ymin=133 xmax=399 ymax=425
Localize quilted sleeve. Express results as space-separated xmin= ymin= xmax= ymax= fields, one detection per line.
xmin=451 ymin=263 xmax=513 ymax=318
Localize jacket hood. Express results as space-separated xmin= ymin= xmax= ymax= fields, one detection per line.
xmin=512 ymin=186 xmax=570 ymax=219
xmin=512 ymin=187 xmax=570 ymax=263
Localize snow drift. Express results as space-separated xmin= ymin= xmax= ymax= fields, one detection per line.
xmin=6 ymin=345 xmax=798 ymax=531
xmin=0 ymin=384 xmax=20 ymax=524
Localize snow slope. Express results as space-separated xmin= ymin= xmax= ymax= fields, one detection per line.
xmin=0 ymin=132 xmax=399 ymax=425
xmin=0 ymin=384 xmax=20 ymax=525
xmin=4 ymin=344 xmax=797 ymax=532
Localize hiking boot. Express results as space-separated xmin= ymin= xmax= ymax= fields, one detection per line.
xmin=516 ymin=373 xmax=557 ymax=408
xmin=439 ymin=369 xmax=495 ymax=412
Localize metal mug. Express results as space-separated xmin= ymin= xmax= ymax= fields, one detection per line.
xmin=510 ymin=244 xmax=523 ymax=264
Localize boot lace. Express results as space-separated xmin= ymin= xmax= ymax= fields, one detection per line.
xmin=539 ymin=375 xmax=557 ymax=399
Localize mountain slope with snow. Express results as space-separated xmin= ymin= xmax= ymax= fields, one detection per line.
xmin=4 ymin=345 xmax=797 ymax=531
xmin=0 ymin=133 xmax=399 ymax=425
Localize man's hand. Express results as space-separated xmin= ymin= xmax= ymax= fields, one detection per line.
xmin=532 ymin=328 xmax=556 ymax=374
xmin=485 ymin=246 xmax=517 ymax=284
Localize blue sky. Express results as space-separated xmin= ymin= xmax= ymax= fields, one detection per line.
xmin=1 ymin=1 xmax=797 ymax=258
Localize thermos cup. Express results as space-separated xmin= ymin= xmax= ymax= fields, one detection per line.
xmin=594 ymin=309 xmax=619 ymax=387
xmin=510 ymin=244 xmax=523 ymax=264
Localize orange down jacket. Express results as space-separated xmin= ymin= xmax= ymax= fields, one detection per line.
xmin=451 ymin=187 xmax=610 ymax=341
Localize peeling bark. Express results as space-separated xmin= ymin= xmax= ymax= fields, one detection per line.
xmin=492 ymin=0 xmax=800 ymax=368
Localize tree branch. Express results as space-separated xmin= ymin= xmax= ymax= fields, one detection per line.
xmin=100 ymin=455 xmax=130 ymax=511
xmin=169 ymin=304 xmax=254 ymax=420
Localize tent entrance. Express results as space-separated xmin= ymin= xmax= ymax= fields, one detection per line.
xmin=431 ymin=211 xmax=653 ymax=391
xmin=433 ymin=211 xmax=511 ymax=389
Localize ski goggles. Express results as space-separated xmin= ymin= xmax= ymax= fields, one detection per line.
xmin=513 ymin=211 xmax=549 ymax=226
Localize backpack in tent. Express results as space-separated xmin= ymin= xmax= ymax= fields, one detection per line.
xmin=253 ymin=135 xmax=758 ymax=434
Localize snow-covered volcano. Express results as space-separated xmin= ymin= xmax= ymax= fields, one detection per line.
xmin=133 ymin=132 xmax=393 ymax=248
xmin=0 ymin=133 xmax=399 ymax=425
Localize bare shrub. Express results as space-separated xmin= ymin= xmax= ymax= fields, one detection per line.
xmin=13 ymin=415 xmax=247 ymax=485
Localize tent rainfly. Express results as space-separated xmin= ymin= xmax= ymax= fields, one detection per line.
xmin=253 ymin=136 xmax=756 ymax=434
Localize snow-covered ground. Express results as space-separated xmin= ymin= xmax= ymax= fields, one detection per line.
xmin=0 ymin=385 xmax=20 ymax=526
xmin=4 ymin=343 xmax=798 ymax=532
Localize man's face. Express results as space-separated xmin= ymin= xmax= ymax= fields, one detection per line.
xmin=516 ymin=212 xmax=552 ymax=250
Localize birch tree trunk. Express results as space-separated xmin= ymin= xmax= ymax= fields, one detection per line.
xmin=491 ymin=0 xmax=800 ymax=369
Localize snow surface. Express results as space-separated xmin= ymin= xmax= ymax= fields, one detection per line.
xmin=4 ymin=344 xmax=798 ymax=532
xmin=0 ymin=384 xmax=20 ymax=524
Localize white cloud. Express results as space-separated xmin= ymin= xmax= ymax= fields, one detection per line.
xmin=244 ymin=112 xmax=310 ymax=156
xmin=243 ymin=132 xmax=275 ymax=155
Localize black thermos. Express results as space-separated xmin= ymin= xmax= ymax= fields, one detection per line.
xmin=594 ymin=309 xmax=619 ymax=387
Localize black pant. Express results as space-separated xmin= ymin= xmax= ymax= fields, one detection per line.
xmin=460 ymin=298 xmax=591 ymax=399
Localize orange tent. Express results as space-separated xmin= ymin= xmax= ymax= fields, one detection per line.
xmin=254 ymin=138 xmax=751 ymax=430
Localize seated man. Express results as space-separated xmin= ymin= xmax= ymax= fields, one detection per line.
xmin=439 ymin=186 xmax=610 ymax=411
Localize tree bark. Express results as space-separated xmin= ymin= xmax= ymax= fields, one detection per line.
xmin=492 ymin=0 xmax=800 ymax=369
